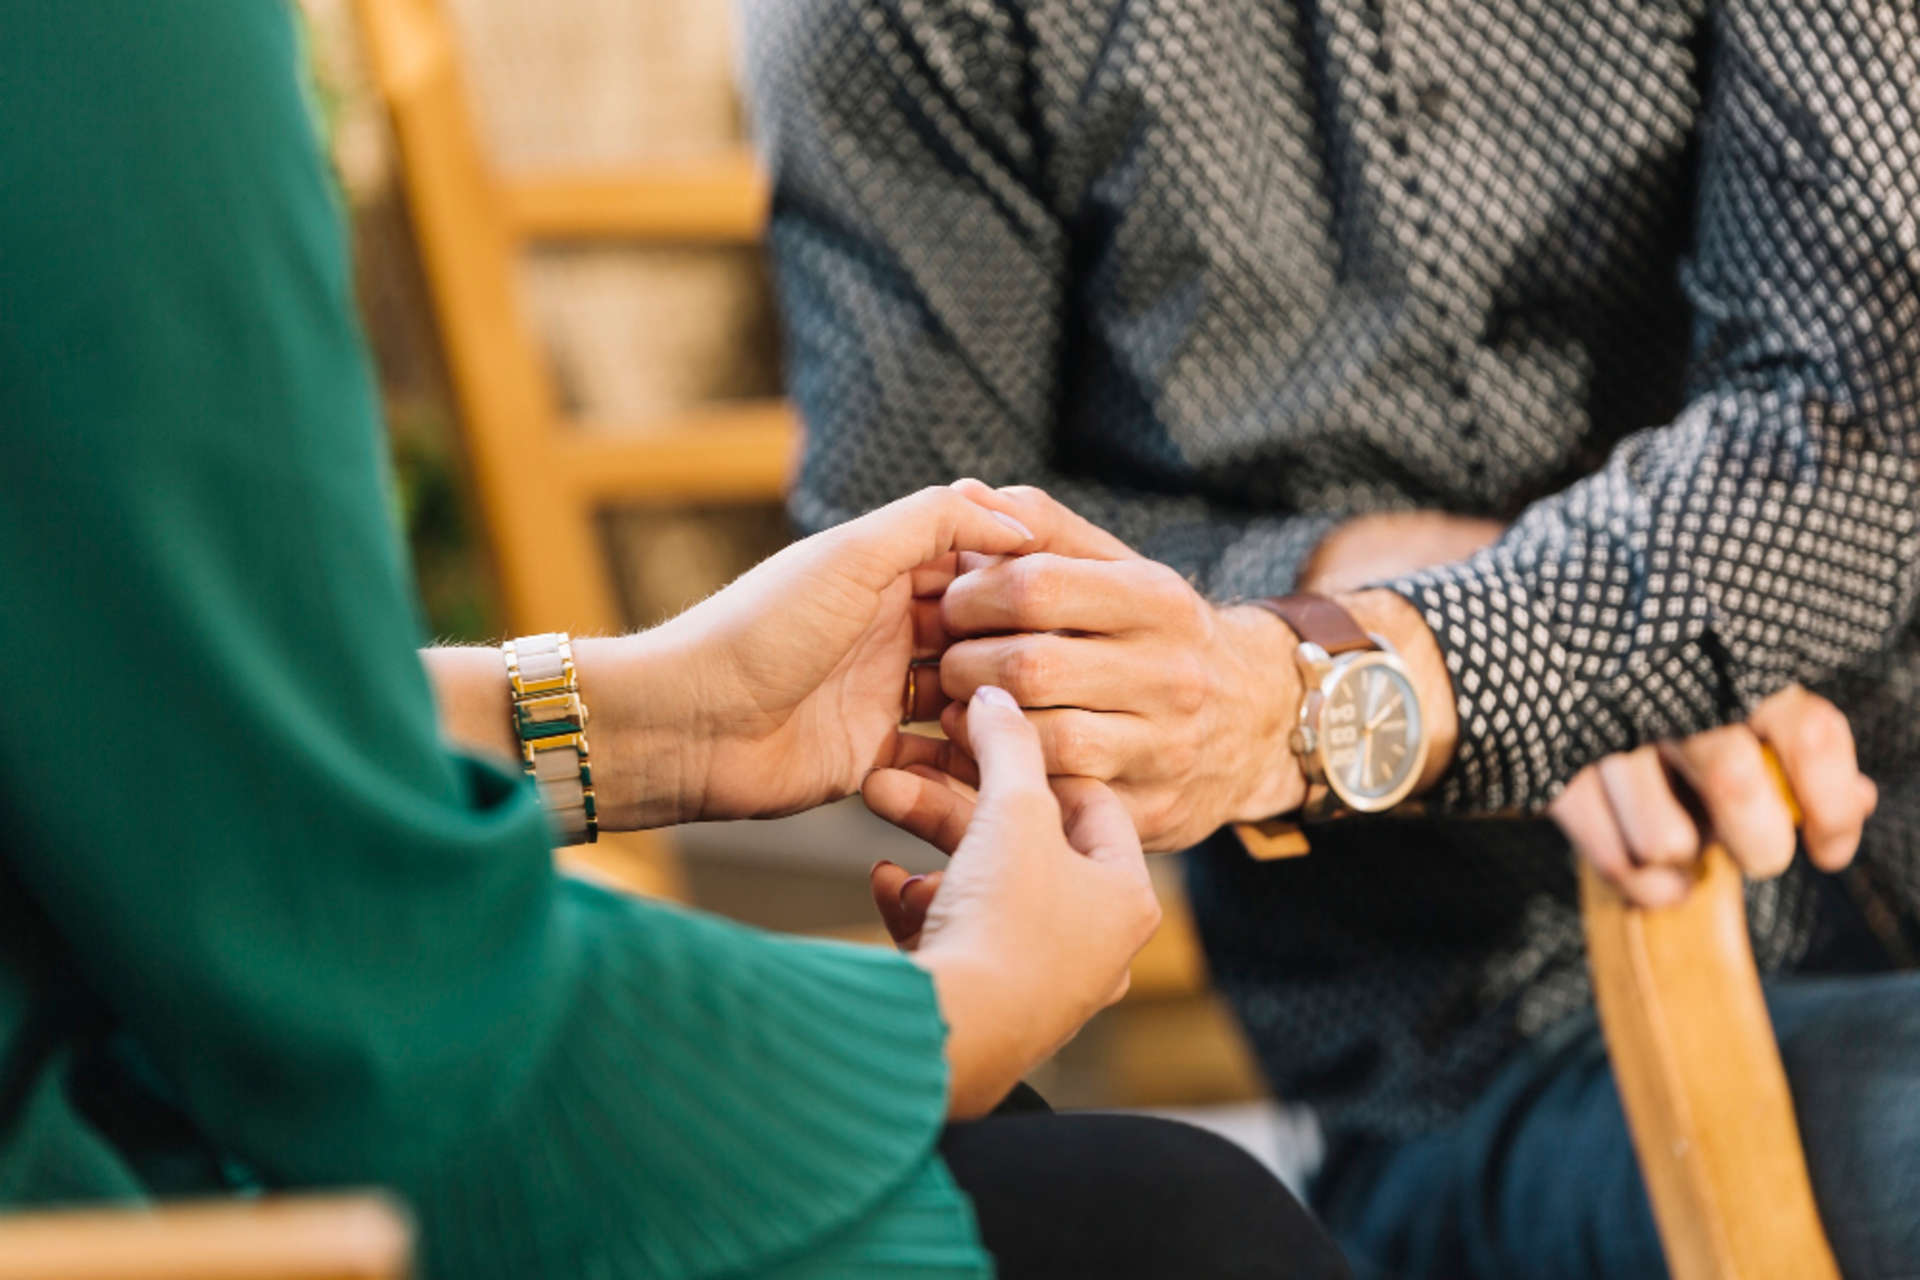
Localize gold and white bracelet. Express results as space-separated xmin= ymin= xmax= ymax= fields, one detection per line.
xmin=503 ymin=632 xmax=597 ymax=845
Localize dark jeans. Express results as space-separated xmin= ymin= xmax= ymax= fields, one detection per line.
xmin=1314 ymin=972 xmax=1920 ymax=1280
xmin=941 ymin=1085 xmax=1351 ymax=1279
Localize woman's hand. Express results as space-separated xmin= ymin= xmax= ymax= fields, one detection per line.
xmin=1551 ymin=685 xmax=1879 ymax=907
xmin=574 ymin=486 xmax=1037 ymax=827
xmin=865 ymin=686 xmax=1162 ymax=1119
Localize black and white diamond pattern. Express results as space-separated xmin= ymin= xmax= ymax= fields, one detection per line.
xmin=743 ymin=0 xmax=1920 ymax=1140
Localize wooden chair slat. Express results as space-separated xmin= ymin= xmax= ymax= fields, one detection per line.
xmin=0 ymin=1196 xmax=411 ymax=1280
xmin=506 ymin=155 xmax=769 ymax=243
xmin=1583 ymin=846 xmax=1840 ymax=1280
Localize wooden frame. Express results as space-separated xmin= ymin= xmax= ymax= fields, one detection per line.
xmin=348 ymin=0 xmax=796 ymax=641
xmin=1582 ymin=847 xmax=1839 ymax=1280
xmin=0 ymin=1196 xmax=411 ymax=1280
xmin=1248 ymin=792 xmax=1839 ymax=1277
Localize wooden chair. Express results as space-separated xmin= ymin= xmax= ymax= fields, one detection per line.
xmin=348 ymin=0 xmax=794 ymax=641
xmin=1248 ymin=759 xmax=1840 ymax=1280
xmin=1581 ymin=846 xmax=1840 ymax=1279
xmin=0 ymin=1195 xmax=411 ymax=1280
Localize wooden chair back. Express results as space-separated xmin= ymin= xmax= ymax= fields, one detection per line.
xmin=1248 ymin=769 xmax=1840 ymax=1279
xmin=348 ymin=0 xmax=797 ymax=640
xmin=1582 ymin=846 xmax=1839 ymax=1280
xmin=0 ymin=1196 xmax=411 ymax=1280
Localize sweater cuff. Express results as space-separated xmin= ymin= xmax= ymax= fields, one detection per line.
xmin=408 ymin=882 xmax=986 ymax=1279
xmin=1386 ymin=557 xmax=1586 ymax=813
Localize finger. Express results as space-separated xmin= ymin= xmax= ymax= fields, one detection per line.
xmin=882 ymin=732 xmax=982 ymax=789
xmin=955 ymin=551 xmax=1008 ymax=576
xmin=863 ymin=767 xmax=977 ymax=856
xmin=941 ymin=633 xmax=1136 ymax=712
xmin=948 ymin=479 xmax=1138 ymax=561
xmin=1052 ymin=777 xmax=1147 ymax=872
xmin=1660 ymin=726 xmax=1798 ymax=879
xmin=1749 ymin=687 xmax=1876 ymax=873
xmin=943 ymin=554 xmax=1180 ymax=636
xmin=965 ymin=685 xmax=1056 ymax=809
xmin=943 ymin=704 xmax=1153 ymax=781
xmin=911 ymin=600 xmax=953 ymax=660
xmin=870 ymin=861 xmax=917 ymax=944
xmin=911 ymin=552 xmax=962 ymax=599
xmin=1552 ymin=768 xmax=1692 ymax=909
xmin=897 ymin=870 xmax=944 ymax=943
xmin=1596 ymin=747 xmax=1702 ymax=867
xmin=832 ymin=486 xmax=1037 ymax=592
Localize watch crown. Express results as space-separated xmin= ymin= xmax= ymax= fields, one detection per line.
xmin=1289 ymin=725 xmax=1316 ymax=757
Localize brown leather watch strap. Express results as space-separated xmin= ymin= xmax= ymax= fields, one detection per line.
xmin=1249 ymin=594 xmax=1375 ymax=654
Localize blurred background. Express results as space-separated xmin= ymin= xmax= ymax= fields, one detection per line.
xmin=300 ymin=0 xmax=1305 ymax=1164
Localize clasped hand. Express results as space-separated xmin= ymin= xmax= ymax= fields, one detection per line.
xmin=866 ymin=481 xmax=1311 ymax=853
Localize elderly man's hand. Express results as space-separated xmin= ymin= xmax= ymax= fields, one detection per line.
xmin=1551 ymin=684 xmax=1879 ymax=907
xmin=924 ymin=483 xmax=1308 ymax=851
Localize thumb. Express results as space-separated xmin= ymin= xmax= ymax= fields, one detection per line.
xmin=965 ymin=685 xmax=1055 ymax=819
xmin=1052 ymin=777 xmax=1146 ymax=872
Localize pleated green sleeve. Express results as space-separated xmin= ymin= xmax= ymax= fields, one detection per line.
xmin=0 ymin=3 xmax=988 ymax=1277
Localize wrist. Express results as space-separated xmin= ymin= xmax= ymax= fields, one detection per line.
xmin=571 ymin=629 xmax=720 ymax=829
xmin=913 ymin=946 xmax=1042 ymax=1120
xmin=1217 ymin=603 xmax=1310 ymax=821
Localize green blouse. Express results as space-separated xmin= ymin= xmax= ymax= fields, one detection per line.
xmin=0 ymin=3 xmax=990 ymax=1276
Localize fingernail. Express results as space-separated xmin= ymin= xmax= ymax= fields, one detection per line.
xmin=974 ymin=684 xmax=1019 ymax=710
xmin=899 ymin=874 xmax=929 ymax=905
xmin=990 ymin=510 xmax=1036 ymax=543
xmin=870 ymin=859 xmax=898 ymax=876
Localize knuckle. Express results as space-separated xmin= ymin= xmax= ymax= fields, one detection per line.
xmin=1168 ymin=657 xmax=1210 ymax=715
xmin=1639 ymin=821 xmax=1700 ymax=866
xmin=1148 ymin=563 xmax=1198 ymax=610
xmin=1049 ymin=718 xmax=1105 ymax=775
xmin=1791 ymin=700 xmax=1852 ymax=758
xmin=1699 ymin=753 xmax=1769 ymax=809
xmin=1003 ymin=557 xmax=1058 ymax=619
xmin=1002 ymin=643 xmax=1054 ymax=700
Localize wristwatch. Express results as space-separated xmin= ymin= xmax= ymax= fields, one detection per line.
xmin=1249 ymin=594 xmax=1429 ymax=819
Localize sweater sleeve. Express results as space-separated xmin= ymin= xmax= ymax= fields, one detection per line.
xmin=741 ymin=0 xmax=1346 ymax=597
xmin=1387 ymin=1 xmax=1920 ymax=810
xmin=0 ymin=4 xmax=985 ymax=1277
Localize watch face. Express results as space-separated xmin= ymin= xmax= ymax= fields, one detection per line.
xmin=1319 ymin=656 xmax=1424 ymax=810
